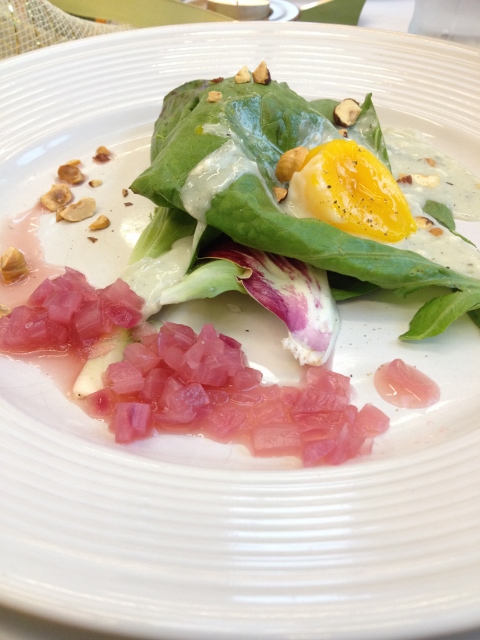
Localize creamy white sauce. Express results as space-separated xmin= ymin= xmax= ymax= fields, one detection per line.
xmin=396 ymin=201 xmax=480 ymax=280
xmin=180 ymin=138 xmax=262 ymax=222
xmin=385 ymin=128 xmax=480 ymax=222
xmin=122 ymin=235 xmax=194 ymax=317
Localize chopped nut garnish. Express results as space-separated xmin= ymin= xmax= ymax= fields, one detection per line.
xmin=252 ymin=61 xmax=271 ymax=85
xmin=333 ymin=98 xmax=361 ymax=127
xmin=0 ymin=304 xmax=11 ymax=317
xmin=58 ymin=197 xmax=96 ymax=222
xmin=429 ymin=227 xmax=444 ymax=237
xmin=1 ymin=247 xmax=28 ymax=284
xmin=397 ymin=174 xmax=413 ymax=184
xmin=124 ymin=202 xmax=133 ymax=207
xmin=87 ymin=237 xmax=98 ymax=243
xmin=122 ymin=188 xmax=129 ymax=197
xmin=58 ymin=164 xmax=85 ymax=185
xmin=339 ymin=128 xmax=349 ymax=138
xmin=415 ymin=215 xmax=434 ymax=229
xmin=88 ymin=215 xmax=110 ymax=230
xmin=93 ymin=146 xmax=112 ymax=163
xmin=424 ymin=157 xmax=437 ymax=167
xmin=235 ymin=66 xmax=251 ymax=84
xmin=273 ymin=186 xmax=288 ymax=203
xmin=207 ymin=91 xmax=222 ymax=103
xmin=40 ymin=183 xmax=73 ymax=211
xmin=88 ymin=179 xmax=103 ymax=188
xmin=412 ymin=174 xmax=441 ymax=187
xmin=66 ymin=159 xmax=82 ymax=166
xmin=210 ymin=77 xmax=224 ymax=84
xmin=275 ymin=146 xmax=309 ymax=183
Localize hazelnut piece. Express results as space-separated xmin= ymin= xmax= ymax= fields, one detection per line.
xmin=58 ymin=164 xmax=85 ymax=185
xmin=0 ymin=304 xmax=11 ymax=317
xmin=88 ymin=215 xmax=110 ymax=230
xmin=333 ymin=98 xmax=361 ymax=127
xmin=414 ymin=216 xmax=434 ymax=229
xmin=207 ymin=91 xmax=222 ymax=103
xmin=235 ymin=66 xmax=251 ymax=84
xmin=252 ymin=61 xmax=271 ymax=85
xmin=273 ymin=187 xmax=288 ymax=203
xmin=1 ymin=247 xmax=28 ymax=284
xmin=88 ymin=179 xmax=103 ymax=188
xmin=412 ymin=174 xmax=441 ymax=188
xmin=40 ymin=183 xmax=73 ymax=211
xmin=58 ymin=197 xmax=96 ymax=222
xmin=275 ymin=146 xmax=309 ymax=183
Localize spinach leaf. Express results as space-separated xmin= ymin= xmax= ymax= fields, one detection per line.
xmin=131 ymin=77 xmax=339 ymax=208
xmin=349 ymin=93 xmax=391 ymax=169
xmin=401 ymin=288 xmax=480 ymax=340
xmin=309 ymin=98 xmax=337 ymax=123
xmin=206 ymin=173 xmax=478 ymax=295
xmin=422 ymin=199 xmax=475 ymax=246
xmin=328 ymin=273 xmax=378 ymax=301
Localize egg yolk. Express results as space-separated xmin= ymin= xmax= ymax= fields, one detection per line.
xmin=294 ymin=139 xmax=417 ymax=242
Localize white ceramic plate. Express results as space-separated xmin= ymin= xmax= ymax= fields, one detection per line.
xmin=1 ymin=22 xmax=480 ymax=640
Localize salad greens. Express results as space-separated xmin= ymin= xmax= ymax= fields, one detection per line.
xmin=127 ymin=69 xmax=480 ymax=346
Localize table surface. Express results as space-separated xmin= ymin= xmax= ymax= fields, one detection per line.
xmin=1 ymin=1 xmax=478 ymax=638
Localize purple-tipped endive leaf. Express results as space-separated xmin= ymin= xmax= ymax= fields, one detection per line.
xmin=205 ymin=241 xmax=340 ymax=366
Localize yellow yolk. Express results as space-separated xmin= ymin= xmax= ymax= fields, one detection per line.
xmin=290 ymin=139 xmax=417 ymax=242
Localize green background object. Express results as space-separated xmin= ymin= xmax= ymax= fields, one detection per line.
xmin=51 ymin=0 xmax=366 ymax=27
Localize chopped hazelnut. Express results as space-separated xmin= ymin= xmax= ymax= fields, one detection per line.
xmin=207 ymin=91 xmax=222 ymax=103
xmin=339 ymin=128 xmax=349 ymax=138
xmin=210 ymin=77 xmax=224 ymax=84
xmin=58 ymin=164 xmax=85 ymax=185
xmin=1 ymin=247 xmax=28 ymax=284
xmin=424 ymin=157 xmax=437 ymax=167
xmin=87 ymin=237 xmax=98 ymax=243
xmin=273 ymin=187 xmax=288 ymax=203
xmin=88 ymin=215 xmax=110 ymax=230
xmin=58 ymin=197 xmax=96 ymax=222
xmin=122 ymin=188 xmax=129 ymax=197
xmin=88 ymin=179 xmax=103 ymax=188
xmin=66 ymin=159 xmax=82 ymax=166
xmin=0 ymin=304 xmax=11 ymax=318
xmin=429 ymin=227 xmax=444 ymax=237
xmin=275 ymin=146 xmax=309 ymax=183
xmin=252 ymin=61 xmax=271 ymax=85
xmin=415 ymin=215 xmax=434 ymax=229
xmin=333 ymin=98 xmax=361 ymax=127
xmin=93 ymin=146 xmax=112 ymax=163
xmin=412 ymin=174 xmax=441 ymax=187
xmin=397 ymin=174 xmax=413 ymax=184
xmin=235 ymin=66 xmax=252 ymax=84
xmin=40 ymin=183 xmax=73 ymax=211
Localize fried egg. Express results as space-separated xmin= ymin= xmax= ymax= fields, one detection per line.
xmin=284 ymin=137 xmax=480 ymax=280
xmin=285 ymin=138 xmax=417 ymax=243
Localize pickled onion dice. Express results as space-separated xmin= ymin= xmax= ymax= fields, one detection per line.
xmin=232 ymin=367 xmax=263 ymax=391
xmin=123 ymin=342 xmax=160 ymax=375
xmin=111 ymin=402 xmax=151 ymax=443
xmin=84 ymin=388 xmax=116 ymax=418
xmin=160 ymin=382 xmax=210 ymax=424
xmin=252 ymin=425 xmax=301 ymax=458
xmin=353 ymin=404 xmax=390 ymax=436
xmin=105 ymin=360 xmax=144 ymax=395
xmin=140 ymin=368 xmax=170 ymax=403
xmin=302 ymin=439 xmax=336 ymax=467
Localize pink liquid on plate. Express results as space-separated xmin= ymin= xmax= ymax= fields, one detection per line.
xmin=374 ymin=358 xmax=440 ymax=409
xmin=0 ymin=204 xmax=64 ymax=309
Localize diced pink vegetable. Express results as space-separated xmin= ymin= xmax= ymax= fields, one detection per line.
xmin=110 ymin=402 xmax=152 ymax=443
